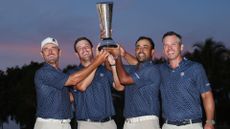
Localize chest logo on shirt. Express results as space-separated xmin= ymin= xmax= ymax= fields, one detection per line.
xmin=206 ymin=83 xmax=210 ymax=87
xmin=100 ymin=73 xmax=104 ymax=77
xmin=180 ymin=72 xmax=185 ymax=77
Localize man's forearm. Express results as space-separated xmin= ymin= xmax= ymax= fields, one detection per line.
xmin=110 ymin=64 xmax=124 ymax=91
xmin=73 ymin=68 xmax=97 ymax=91
xmin=65 ymin=50 xmax=109 ymax=86
xmin=66 ymin=58 xmax=101 ymax=86
xmin=115 ymin=57 xmax=134 ymax=84
xmin=123 ymin=51 xmax=138 ymax=65
xmin=202 ymin=91 xmax=215 ymax=121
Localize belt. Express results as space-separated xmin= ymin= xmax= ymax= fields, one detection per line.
xmin=125 ymin=115 xmax=159 ymax=123
xmin=78 ymin=117 xmax=112 ymax=123
xmin=37 ymin=117 xmax=71 ymax=124
xmin=165 ymin=118 xmax=202 ymax=126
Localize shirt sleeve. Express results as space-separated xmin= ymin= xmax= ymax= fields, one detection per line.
xmin=66 ymin=66 xmax=79 ymax=75
xmin=195 ymin=63 xmax=212 ymax=93
xmin=38 ymin=68 xmax=69 ymax=90
xmin=130 ymin=65 xmax=161 ymax=88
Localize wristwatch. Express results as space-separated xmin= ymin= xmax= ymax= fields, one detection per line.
xmin=206 ymin=120 xmax=215 ymax=125
xmin=110 ymin=64 xmax=116 ymax=66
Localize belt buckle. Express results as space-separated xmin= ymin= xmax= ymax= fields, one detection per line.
xmin=176 ymin=119 xmax=191 ymax=126
xmin=83 ymin=117 xmax=111 ymax=123
xmin=165 ymin=119 xmax=189 ymax=126
xmin=101 ymin=117 xmax=111 ymax=122
xmin=181 ymin=120 xmax=189 ymax=126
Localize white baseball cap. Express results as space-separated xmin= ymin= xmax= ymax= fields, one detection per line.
xmin=41 ymin=37 xmax=59 ymax=50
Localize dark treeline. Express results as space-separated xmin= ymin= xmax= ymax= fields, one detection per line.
xmin=0 ymin=38 xmax=229 ymax=129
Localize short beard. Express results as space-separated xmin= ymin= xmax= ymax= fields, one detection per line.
xmin=47 ymin=59 xmax=57 ymax=64
xmin=137 ymin=54 xmax=146 ymax=62
xmin=45 ymin=56 xmax=58 ymax=65
xmin=137 ymin=58 xmax=146 ymax=63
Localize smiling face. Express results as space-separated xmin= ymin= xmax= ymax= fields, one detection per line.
xmin=40 ymin=43 xmax=60 ymax=65
xmin=163 ymin=35 xmax=183 ymax=61
xmin=135 ymin=39 xmax=154 ymax=62
xmin=75 ymin=39 xmax=93 ymax=63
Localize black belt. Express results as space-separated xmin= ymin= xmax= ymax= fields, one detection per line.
xmin=165 ymin=118 xmax=202 ymax=126
xmin=78 ymin=117 xmax=112 ymax=122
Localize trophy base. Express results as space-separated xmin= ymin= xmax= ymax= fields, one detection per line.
xmin=98 ymin=44 xmax=118 ymax=51
xmin=98 ymin=38 xmax=117 ymax=51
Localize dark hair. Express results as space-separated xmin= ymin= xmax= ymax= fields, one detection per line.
xmin=74 ymin=37 xmax=93 ymax=52
xmin=136 ymin=36 xmax=155 ymax=49
xmin=162 ymin=31 xmax=182 ymax=44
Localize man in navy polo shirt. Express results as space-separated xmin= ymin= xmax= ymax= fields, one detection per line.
xmin=34 ymin=37 xmax=109 ymax=129
xmin=160 ymin=31 xmax=215 ymax=129
xmin=108 ymin=36 xmax=161 ymax=129
xmin=68 ymin=37 xmax=123 ymax=129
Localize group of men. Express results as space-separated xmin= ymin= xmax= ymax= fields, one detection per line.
xmin=34 ymin=31 xmax=215 ymax=129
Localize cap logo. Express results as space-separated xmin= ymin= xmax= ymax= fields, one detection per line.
xmin=41 ymin=37 xmax=59 ymax=50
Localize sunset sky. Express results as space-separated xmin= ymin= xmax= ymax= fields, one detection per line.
xmin=1 ymin=0 xmax=230 ymax=71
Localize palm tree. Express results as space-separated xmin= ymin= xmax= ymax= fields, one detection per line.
xmin=191 ymin=38 xmax=230 ymax=125
xmin=192 ymin=38 xmax=229 ymax=90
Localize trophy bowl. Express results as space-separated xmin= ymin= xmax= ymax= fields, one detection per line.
xmin=96 ymin=2 xmax=118 ymax=51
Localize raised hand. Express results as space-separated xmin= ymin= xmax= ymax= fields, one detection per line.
xmin=104 ymin=44 xmax=120 ymax=59
xmin=107 ymin=54 xmax=115 ymax=65
xmin=94 ymin=49 xmax=110 ymax=64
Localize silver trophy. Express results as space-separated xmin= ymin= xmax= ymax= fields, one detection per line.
xmin=96 ymin=2 xmax=117 ymax=51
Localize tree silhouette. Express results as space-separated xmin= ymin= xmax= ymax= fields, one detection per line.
xmin=1 ymin=62 xmax=43 ymax=129
xmin=191 ymin=38 xmax=229 ymax=95
xmin=189 ymin=38 xmax=230 ymax=125
xmin=0 ymin=70 xmax=8 ymax=128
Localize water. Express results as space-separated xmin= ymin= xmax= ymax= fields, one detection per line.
xmin=2 ymin=117 xmax=20 ymax=129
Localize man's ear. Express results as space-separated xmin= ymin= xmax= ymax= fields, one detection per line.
xmin=151 ymin=49 xmax=155 ymax=58
xmin=181 ymin=44 xmax=184 ymax=51
xmin=40 ymin=51 xmax=44 ymax=58
xmin=75 ymin=52 xmax=80 ymax=58
xmin=59 ymin=49 xmax=62 ymax=56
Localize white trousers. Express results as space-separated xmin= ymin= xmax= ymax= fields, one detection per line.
xmin=77 ymin=120 xmax=117 ymax=129
xmin=162 ymin=123 xmax=203 ymax=129
xmin=123 ymin=115 xmax=160 ymax=129
xmin=34 ymin=117 xmax=71 ymax=129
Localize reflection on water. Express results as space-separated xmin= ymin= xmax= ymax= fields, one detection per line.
xmin=2 ymin=117 xmax=20 ymax=129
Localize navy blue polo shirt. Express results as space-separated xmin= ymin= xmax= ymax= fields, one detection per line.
xmin=34 ymin=63 xmax=72 ymax=119
xmin=68 ymin=65 xmax=115 ymax=120
xmin=124 ymin=61 xmax=161 ymax=118
xmin=159 ymin=58 xmax=211 ymax=121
